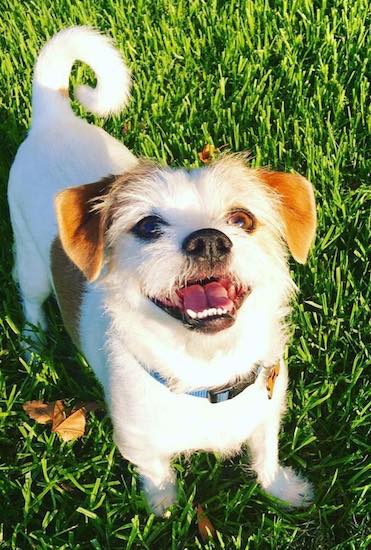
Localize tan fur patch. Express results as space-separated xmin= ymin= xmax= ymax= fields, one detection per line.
xmin=59 ymin=88 xmax=69 ymax=98
xmin=257 ymin=170 xmax=316 ymax=263
xmin=51 ymin=237 xmax=85 ymax=347
xmin=55 ymin=177 xmax=116 ymax=282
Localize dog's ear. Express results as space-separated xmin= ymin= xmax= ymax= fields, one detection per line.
xmin=258 ymin=170 xmax=316 ymax=263
xmin=55 ymin=176 xmax=115 ymax=281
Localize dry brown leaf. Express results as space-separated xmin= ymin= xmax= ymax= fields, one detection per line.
xmin=196 ymin=504 xmax=216 ymax=541
xmin=51 ymin=400 xmax=66 ymax=430
xmin=52 ymin=406 xmax=86 ymax=441
xmin=121 ymin=122 xmax=130 ymax=135
xmin=198 ymin=144 xmax=217 ymax=163
xmin=22 ymin=400 xmax=55 ymax=424
xmin=58 ymin=482 xmax=75 ymax=493
xmin=23 ymin=398 xmax=99 ymax=442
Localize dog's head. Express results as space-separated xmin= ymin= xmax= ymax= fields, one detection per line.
xmin=55 ymin=156 xmax=316 ymax=342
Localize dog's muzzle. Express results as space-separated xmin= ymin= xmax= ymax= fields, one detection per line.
xmin=148 ymin=228 xmax=250 ymax=333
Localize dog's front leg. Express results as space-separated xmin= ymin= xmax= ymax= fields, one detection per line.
xmin=138 ymin=458 xmax=177 ymax=517
xmin=248 ymin=417 xmax=313 ymax=507
xmin=114 ymin=428 xmax=177 ymax=516
xmin=108 ymin=349 xmax=178 ymax=516
xmin=247 ymin=363 xmax=313 ymax=507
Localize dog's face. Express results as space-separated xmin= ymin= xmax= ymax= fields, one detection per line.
xmin=56 ymin=156 xmax=316 ymax=343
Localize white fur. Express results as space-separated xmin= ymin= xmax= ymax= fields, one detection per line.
xmin=32 ymin=26 xmax=131 ymax=123
xmin=8 ymin=27 xmax=313 ymax=516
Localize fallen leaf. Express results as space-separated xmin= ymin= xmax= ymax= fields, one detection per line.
xmin=196 ymin=504 xmax=216 ymax=541
xmin=266 ymin=361 xmax=280 ymax=400
xmin=52 ymin=403 xmax=86 ymax=442
xmin=121 ymin=122 xmax=130 ymax=135
xmin=23 ymin=399 xmax=99 ymax=442
xmin=22 ymin=400 xmax=55 ymax=424
xmin=52 ymin=400 xmax=66 ymax=430
xmin=58 ymin=482 xmax=75 ymax=493
xmin=198 ymin=144 xmax=217 ymax=163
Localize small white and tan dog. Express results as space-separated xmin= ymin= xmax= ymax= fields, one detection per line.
xmin=8 ymin=27 xmax=316 ymax=515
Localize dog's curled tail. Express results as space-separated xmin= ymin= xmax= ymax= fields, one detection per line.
xmin=31 ymin=26 xmax=130 ymax=126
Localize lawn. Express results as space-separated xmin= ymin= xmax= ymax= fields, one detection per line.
xmin=0 ymin=0 xmax=369 ymax=548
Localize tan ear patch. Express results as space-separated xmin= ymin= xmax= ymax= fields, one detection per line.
xmin=257 ymin=170 xmax=317 ymax=263
xmin=55 ymin=176 xmax=115 ymax=281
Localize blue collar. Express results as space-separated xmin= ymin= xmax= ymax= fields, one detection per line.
xmin=150 ymin=367 xmax=261 ymax=403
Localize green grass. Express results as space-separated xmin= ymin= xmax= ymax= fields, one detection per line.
xmin=0 ymin=0 xmax=370 ymax=548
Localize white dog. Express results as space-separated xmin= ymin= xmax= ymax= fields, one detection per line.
xmin=8 ymin=27 xmax=316 ymax=515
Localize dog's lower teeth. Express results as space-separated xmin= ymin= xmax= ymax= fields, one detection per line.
xmin=186 ymin=306 xmax=229 ymax=321
xmin=190 ymin=307 xmax=227 ymax=320
xmin=186 ymin=309 xmax=197 ymax=319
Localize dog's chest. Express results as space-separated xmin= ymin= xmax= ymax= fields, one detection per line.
xmin=110 ymin=361 xmax=280 ymax=457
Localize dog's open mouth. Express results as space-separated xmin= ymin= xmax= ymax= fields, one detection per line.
xmin=151 ymin=277 xmax=250 ymax=333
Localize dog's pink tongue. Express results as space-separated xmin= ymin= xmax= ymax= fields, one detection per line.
xmin=205 ymin=282 xmax=234 ymax=311
xmin=182 ymin=285 xmax=207 ymax=312
xmin=182 ymin=282 xmax=234 ymax=313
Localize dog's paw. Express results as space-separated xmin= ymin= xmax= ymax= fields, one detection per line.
xmin=263 ymin=466 xmax=313 ymax=507
xmin=142 ymin=477 xmax=177 ymax=517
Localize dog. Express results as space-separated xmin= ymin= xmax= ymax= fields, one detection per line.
xmin=8 ymin=27 xmax=316 ymax=516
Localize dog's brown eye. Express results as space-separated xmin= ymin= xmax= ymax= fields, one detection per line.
xmin=227 ymin=210 xmax=256 ymax=232
xmin=132 ymin=215 xmax=168 ymax=240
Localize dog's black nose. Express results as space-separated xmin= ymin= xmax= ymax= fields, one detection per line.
xmin=182 ymin=228 xmax=232 ymax=262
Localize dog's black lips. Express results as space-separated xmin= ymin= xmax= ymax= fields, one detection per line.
xmin=150 ymin=277 xmax=250 ymax=334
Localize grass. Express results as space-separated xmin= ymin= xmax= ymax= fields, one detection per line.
xmin=0 ymin=0 xmax=369 ymax=548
